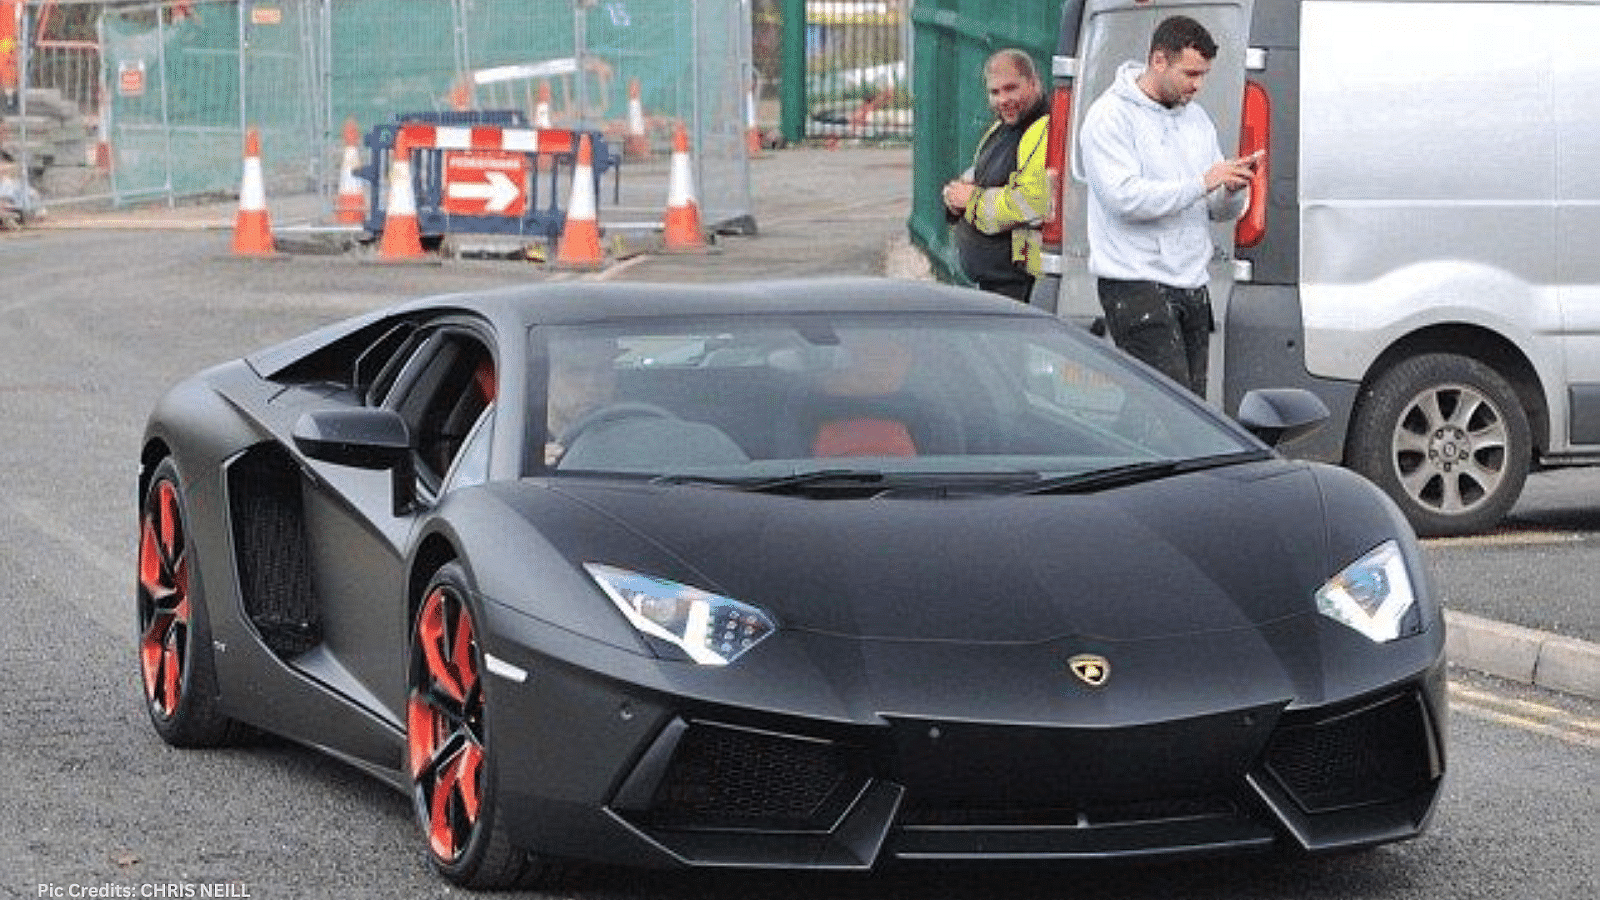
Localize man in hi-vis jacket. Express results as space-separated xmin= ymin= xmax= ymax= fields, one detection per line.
xmin=1080 ymin=15 xmax=1258 ymax=396
xmin=942 ymin=49 xmax=1050 ymax=302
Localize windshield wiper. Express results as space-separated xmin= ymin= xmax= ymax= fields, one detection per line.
xmin=1013 ymin=450 xmax=1271 ymax=495
xmin=653 ymin=469 xmax=886 ymax=494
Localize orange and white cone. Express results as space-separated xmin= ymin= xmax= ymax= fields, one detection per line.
xmin=448 ymin=75 xmax=472 ymax=112
xmin=624 ymin=78 xmax=651 ymax=161
xmin=661 ymin=124 xmax=706 ymax=253
xmin=533 ymin=79 xmax=553 ymax=128
xmin=534 ymin=79 xmax=554 ymax=173
xmin=93 ymin=97 xmax=112 ymax=171
xmin=378 ymin=134 xmax=427 ymax=261
xmin=334 ymin=118 xmax=366 ymax=225
xmin=231 ymin=127 xmax=277 ymax=257
xmin=745 ymin=81 xmax=764 ymax=158
xmin=554 ymin=134 xmax=604 ymax=270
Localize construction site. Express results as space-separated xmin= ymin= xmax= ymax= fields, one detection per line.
xmin=0 ymin=0 xmax=916 ymax=259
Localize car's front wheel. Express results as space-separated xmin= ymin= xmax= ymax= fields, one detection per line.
xmin=407 ymin=562 xmax=558 ymax=889
xmin=1348 ymin=353 xmax=1531 ymax=537
xmin=137 ymin=457 xmax=238 ymax=747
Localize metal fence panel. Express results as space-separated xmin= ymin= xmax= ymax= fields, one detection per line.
xmin=16 ymin=0 xmax=753 ymax=236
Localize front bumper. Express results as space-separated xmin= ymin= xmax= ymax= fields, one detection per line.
xmin=489 ymin=653 xmax=1447 ymax=870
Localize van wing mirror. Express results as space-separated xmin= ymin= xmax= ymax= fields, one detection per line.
xmin=1235 ymin=388 xmax=1329 ymax=447
xmin=293 ymin=408 xmax=418 ymax=515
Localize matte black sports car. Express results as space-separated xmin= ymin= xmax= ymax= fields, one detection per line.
xmin=137 ymin=278 xmax=1446 ymax=889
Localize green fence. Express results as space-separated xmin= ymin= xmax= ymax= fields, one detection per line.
xmin=85 ymin=0 xmax=754 ymax=227
xmin=907 ymin=0 xmax=1058 ymax=283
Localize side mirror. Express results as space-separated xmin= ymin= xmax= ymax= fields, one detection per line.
xmin=293 ymin=408 xmax=417 ymax=514
xmin=1235 ymin=388 xmax=1329 ymax=447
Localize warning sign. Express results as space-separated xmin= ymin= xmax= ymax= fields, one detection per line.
xmin=118 ymin=61 xmax=146 ymax=97
xmin=442 ymin=150 xmax=528 ymax=216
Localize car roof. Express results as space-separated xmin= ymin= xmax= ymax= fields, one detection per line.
xmin=432 ymin=277 xmax=1044 ymax=324
xmin=248 ymin=278 xmax=1049 ymax=377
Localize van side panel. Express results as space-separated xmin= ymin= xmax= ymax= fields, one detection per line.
xmin=1554 ymin=6 xmax=1600 ymax=449
xmin=1296 ymin=1 xmax=1571 ymax=444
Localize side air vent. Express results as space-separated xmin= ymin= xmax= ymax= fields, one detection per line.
xmin=226 ymin=444 xmax=321 ymax=657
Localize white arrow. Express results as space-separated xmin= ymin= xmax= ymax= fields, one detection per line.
xmin=446 ymin=169 xmax=521 ymax=213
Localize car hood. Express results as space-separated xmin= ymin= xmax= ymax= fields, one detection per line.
xmin=525 ymin=460 xmax=1345 ymax=644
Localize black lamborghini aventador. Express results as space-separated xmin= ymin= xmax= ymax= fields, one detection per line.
xmin=136 ymin=278 xmax=1446 ymax=889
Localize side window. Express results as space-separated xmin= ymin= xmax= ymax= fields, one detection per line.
xmin=387 ymin=331 xmax=496 ymax=490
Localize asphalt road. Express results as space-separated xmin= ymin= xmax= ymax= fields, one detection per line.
xmin=1425 ymin=471 xmax=1600 ymax=643
xmin=2 ymin=168 xmax=1597 ymax=898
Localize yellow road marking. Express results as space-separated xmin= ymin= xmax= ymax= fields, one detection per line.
xmin=1449 ymin=681 xmax=1600 ymax=750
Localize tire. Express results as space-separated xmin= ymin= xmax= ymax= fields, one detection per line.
xmin=137 ymin=458 xmax=239 ymax=747
xmin=407 ymin=562 xmax=559 ymax=890
xmin=1348 ymin=353 xmax=1531 ymax=537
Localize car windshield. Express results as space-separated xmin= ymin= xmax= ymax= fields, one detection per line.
xmin=530 ymin=313 xmax=1258 ymax=484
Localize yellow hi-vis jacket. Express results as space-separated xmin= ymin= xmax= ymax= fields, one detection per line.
xmin=961 ymin=114 xmax=1052 ymax=277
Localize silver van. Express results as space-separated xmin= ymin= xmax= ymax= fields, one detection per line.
xmin=1035 ymin=0 xmax=1600 ymax=536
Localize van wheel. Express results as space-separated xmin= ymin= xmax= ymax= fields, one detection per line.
xmin=1348 ymin=354 xmax=1530 ymax=537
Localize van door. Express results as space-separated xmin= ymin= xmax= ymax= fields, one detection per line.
xmin=1052 ymin=0 xmax=1254 ymax=402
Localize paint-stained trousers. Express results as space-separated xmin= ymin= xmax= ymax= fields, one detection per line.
xmin=1096 ymin=278 xmax=1212 ymax=396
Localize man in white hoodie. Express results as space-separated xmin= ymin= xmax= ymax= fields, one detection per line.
xmin=1079 ymin=15 xmax=1259 ymax=396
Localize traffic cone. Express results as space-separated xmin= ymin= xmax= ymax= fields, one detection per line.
xmin=232 ymin=127 xmax=278 ymax=257
xmin=533 ymin=79 xmax=553 ymax=128
xmin=534 ymin=80 xmax=553 ymax=173
xmin=623 ymin=78 xmax=651 ymax=161
xmin=334 ymin=118 xmax=366 ymax=225
xmin=745 ymin=81 xmax=765 ymax=158
xmin=377 ymin=133 xmax=427 ymax=261
xmin=661 ymin=124 xmax=706 ymax=253
xmin=93 ymin=98 xmax=112 ymax=172
xmin=448 ymin=76 xmax=472 ymax=112
xmin=554 ymin=134 xmax=604 ymax=270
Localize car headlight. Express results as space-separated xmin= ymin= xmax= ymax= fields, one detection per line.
xmin=584 ymin=563 xmax=776 ymax=665
xmin=1315 ymin=540 xmax=1421 ymax=643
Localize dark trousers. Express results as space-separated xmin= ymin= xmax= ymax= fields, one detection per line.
xmin=1096 ymin=278 xmax=1212 ymax=396
xmin=976 ymin=276 xmax=1033 ymax=303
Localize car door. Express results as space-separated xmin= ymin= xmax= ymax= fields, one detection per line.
xmin=296 ymin=324 xmax=498 ymax=726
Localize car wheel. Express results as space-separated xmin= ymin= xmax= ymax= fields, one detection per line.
xmin=407 ymin=562 xmax=556 ymax=889
xmin=137 ymin=458 xmax=239 ymax=747
xmin=1348 ymin=353 xmax=1531 ymax=537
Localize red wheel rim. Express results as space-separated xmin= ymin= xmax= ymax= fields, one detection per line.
xmin=138 ymin=478 xmax=191 ymax=718
xmin=408 ymin=585 xmax=485 ymax=863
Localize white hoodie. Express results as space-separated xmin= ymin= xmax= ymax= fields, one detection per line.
xmin=1079 ymin=61 xmax=1246 ymax=288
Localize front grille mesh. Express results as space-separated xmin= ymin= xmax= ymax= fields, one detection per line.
xmin=1265 ymin=691 xmax=1435 ymax=812
xmin=651 ymin=722 xmax=858 ymax=826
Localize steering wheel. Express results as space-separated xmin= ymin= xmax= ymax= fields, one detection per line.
xmin=557 ymin=401 xmax=679 ymax=449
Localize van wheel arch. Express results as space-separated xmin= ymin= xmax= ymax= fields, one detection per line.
xmin=1351 ymin=327 xmax=1547 ymax=456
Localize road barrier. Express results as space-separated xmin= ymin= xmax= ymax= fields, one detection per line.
xmin=357 ymin=111 xmax=618 ymax=246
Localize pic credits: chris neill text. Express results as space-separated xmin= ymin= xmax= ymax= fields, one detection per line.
xmin=37 ymin=884 xmax=252 ymax=898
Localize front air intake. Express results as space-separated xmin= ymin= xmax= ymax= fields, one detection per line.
xmin=1264 ymin=690 xmax=1439 ymax=813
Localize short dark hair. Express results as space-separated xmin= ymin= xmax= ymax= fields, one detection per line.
xmin=1150 ymin=15 xmax=1218 ymax=62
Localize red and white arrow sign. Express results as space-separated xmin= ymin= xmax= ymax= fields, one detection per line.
xmin=442 ymin=150 xmax=528 ymax=216
xmin=447 ymin=169 xmax=520 ymax=212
